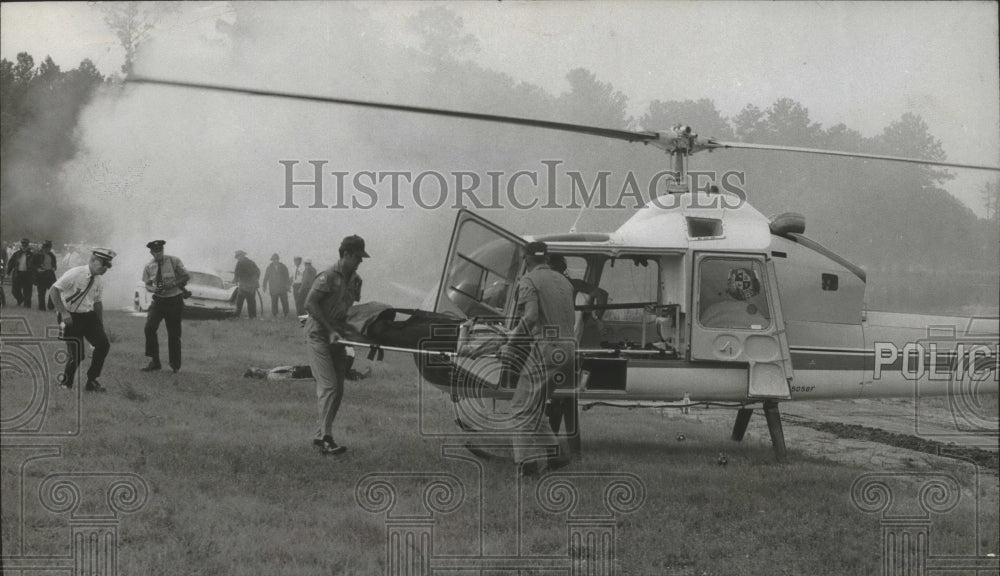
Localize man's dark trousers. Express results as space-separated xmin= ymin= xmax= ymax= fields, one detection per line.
xmin=236 ymin=289 xmax=257 ymax=318
xmin=36 ymin=270 xmax=56 ymax=310
xmin=13 ymin=272 xmax=33 ymax=307
xmin=145 ymin=294 xmax=184 ymax=369
xmin=62 ymin=311 xmax=110 ymax=386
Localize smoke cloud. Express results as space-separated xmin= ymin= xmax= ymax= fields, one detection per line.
xmin=57 ymin=3 xmax=663 ymax=308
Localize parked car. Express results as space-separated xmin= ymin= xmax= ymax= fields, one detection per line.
xmin=134 ymin=271 xmax=237 ymax=316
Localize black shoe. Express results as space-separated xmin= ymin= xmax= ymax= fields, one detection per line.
xmin=170 ymin=365 xmax=180 ymax=374
xmin=141 ymin=361 xmax=162 ymax=372
xmin=84 ymin=379 xmax=106 ymax=393
xmin=313 ymin=436 xmax=346 ymax=456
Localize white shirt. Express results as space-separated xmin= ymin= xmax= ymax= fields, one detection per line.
xmin=53 ymin=265 xmax=103 ymax=313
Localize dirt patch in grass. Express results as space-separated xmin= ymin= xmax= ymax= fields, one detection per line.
xmin=788 ymin=418 xmax=999 ymax=473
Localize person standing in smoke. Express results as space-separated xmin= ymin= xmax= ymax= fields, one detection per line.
xmin=31 ymin=240 xmax=58 ymax=310
xmin=141 ymin=240 xmax=190 ymax=373
xmin=7 ymin=238 xmax=35 ymax=308
xmin=262 ymin=253 xmax=291 ymax=317
xmin=233 ymin=250 xmax=261 ymax=319
xmin=291 ymin=256 xmax=305 ymax=316
xmin=300 ymin=257 xmax=318 ymax=300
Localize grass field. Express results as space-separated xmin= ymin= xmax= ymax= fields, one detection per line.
xmin=2 ymin=307 xmax=997 ymax=575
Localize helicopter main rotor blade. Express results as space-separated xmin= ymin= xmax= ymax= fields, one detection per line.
xmin=706 ymin=140 xmax=1000 ymax=172
xmin=128 ymin=76 xmax=1000 ymax=172
xmin=128 ymin=76 xmax=659 ymax=144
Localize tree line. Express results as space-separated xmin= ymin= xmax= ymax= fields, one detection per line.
xmin=1 ymin=53 xmax=110 ymax=243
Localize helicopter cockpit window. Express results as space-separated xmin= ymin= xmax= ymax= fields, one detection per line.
xmin=441 ymin=220 xmax=522 ymax=318
xmin=698 ymin=259 xmax=771 ymax=330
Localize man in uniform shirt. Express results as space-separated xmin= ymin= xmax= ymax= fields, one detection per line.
xmin=31 ymin=240 xmax=58 ymax=310
xmin=291 ymin=256 xmax=305 ymax=316
xmin=304 ymin=235 xmax=368 ymax=455
xmin=6 ymin=238 xmax=35 ymax=307
xmin=141 ymin=240 xmax=191 ymax=372
xmin=504 ymin=241 xmax=576 ymax=476
xmin=49 ymin=248 xmax=116 ymax=392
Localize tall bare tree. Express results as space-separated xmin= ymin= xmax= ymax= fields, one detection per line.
xmin=102 ymin=2 xmax=178 ymax=76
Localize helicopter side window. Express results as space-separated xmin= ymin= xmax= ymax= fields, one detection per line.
xmin=698 ymin=259 xmax=771 ymax=330
xmin=592 ymin=256 xmax=660 ymax=347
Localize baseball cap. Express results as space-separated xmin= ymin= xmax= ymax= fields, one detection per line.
xmin=340 ymin=235 xmax=370 ymax=258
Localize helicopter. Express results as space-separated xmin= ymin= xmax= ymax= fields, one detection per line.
xmin=130 ymin=77 xmax=1000 ymax=461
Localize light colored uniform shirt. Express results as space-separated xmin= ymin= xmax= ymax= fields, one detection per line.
xmin=305 ymin=261 xmax=362 ymax=338
xmin=293 ymin=264 xmax=303 ymax=284
xmin=53 ymin=265 xmax=103 ymax=313
xmin=142 ymin=255 xmax=188 ymax=298
xmin=515 ymin=264 xmax=576 ymax=341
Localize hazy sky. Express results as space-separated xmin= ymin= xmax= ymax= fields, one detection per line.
xmin=3 ymin=1 xmax=997 ymax=217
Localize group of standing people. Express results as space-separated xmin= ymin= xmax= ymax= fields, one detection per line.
xmin=5 ymin=238 xmax=59 ymax=310
xmin=28 ymin=232 xmax=577 ymax=478
xmin=231 ymin=251 xmax=317 ymax=319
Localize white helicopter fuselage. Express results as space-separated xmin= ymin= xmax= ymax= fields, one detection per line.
xmin=434 ymin=192 xmax=998 ymax=405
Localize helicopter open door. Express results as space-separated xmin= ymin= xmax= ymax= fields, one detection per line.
xmin=435 ymin=209 xmax=525 ymax=320
xmin=690 ymin=254 xmax=792 ymax=399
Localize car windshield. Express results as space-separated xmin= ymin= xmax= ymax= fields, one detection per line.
xmin=188 ymin=271 xmax=224 ymax=289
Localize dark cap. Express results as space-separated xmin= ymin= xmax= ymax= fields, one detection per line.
xmin=271 ymin=253 xmax=280 ymax=261
xmin=340 ymin=235 xmax=370 ymax=258
xmin=146 ymin=240 xmax=166 ymax=250
xmin=235 ymin=250 xmax=247 ymax=258
xmin=524 ymin=241 xmax=548 ymax=257
xmin=42 ymin=240 xmax=53 ymax=248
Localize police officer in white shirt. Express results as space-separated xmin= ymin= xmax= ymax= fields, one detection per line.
xmin=49 ymin=248 xmax=116 ymax=392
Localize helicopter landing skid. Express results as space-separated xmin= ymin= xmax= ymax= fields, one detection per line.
xmin=731 ymin=401 xmax=787 ymax=462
